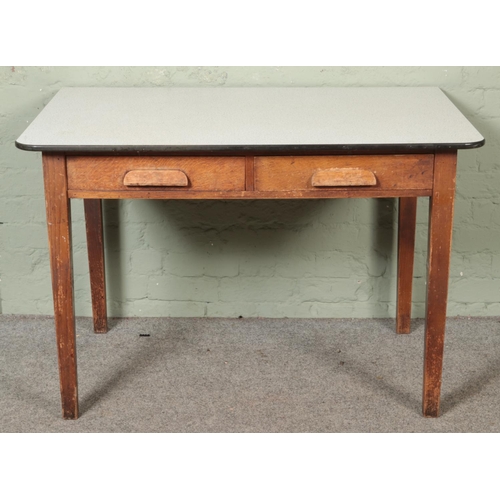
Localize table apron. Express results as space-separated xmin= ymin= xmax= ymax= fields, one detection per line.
xmin=66 ymin=153 xmax=435 ymax=199
xmin=67 ymin=188 xmax=432 ymax=199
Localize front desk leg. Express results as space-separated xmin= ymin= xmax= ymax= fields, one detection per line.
xmin=422 ymin=152 xmax=457 ymax=417
xmin=43 ymin=154 xmax=79 ymax=419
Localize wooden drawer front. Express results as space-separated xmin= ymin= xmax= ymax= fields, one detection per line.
xmin=67 ymin=156 xmax=246 ymax=192
xmin=254 ymin=155 xmax=434 ymax=192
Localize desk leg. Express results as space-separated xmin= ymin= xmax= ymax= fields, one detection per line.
xmin=396 ymin=197 xmax=417 ymax=334
xmin=43 ymin=154 xmax=78 ymax=419
xmin=422 ymin=152 xmax=457 ymax=417
xmin=84 ymin=199 xmax=108 ymax=333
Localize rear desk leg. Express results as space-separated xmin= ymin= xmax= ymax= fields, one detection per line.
xmin=422 ymin=152 xmax=457 ymax=417
xmin=396 ymin=197 xmax=418 ymax=334
xmin=43 ymin=154 xmax=79 ymax=419
xmin=84 ymin=199 xmax=108 ymax=333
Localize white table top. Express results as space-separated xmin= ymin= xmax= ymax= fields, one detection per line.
xmin=16 ymin=87 xmax=484 ymax=153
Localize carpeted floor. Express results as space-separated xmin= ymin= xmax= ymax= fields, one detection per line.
xmin=1 ymin=315 xmax=499 ymax=432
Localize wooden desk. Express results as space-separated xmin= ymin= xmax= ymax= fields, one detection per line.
xmin=16 ymin=87 xmax=484 ymax=419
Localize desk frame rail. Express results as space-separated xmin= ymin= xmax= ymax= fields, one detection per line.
xmin=42 ymin=151 xmax=457 ymax=419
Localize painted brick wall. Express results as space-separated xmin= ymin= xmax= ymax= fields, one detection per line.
xmin=0 ymin=66 xmax=499 ymax=318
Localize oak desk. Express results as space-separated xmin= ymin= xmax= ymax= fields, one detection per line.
xmin=16 ymin=87 xmax=484 ymax=419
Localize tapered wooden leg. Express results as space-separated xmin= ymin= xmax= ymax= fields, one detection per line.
xmin=396 ymin=197 xmax=417 ymax=333
xmin=422 ymin=152 xmax=457 ymax=417
xmin=84 ymin=199 xmax=108 ymax=333
xmin=43 ymin=154 xmax=78 ymax=419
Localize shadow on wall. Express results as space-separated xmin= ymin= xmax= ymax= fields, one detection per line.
xmin=102 ymin=197 xmax=398 ymax=317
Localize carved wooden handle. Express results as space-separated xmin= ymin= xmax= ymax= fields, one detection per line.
xmin=311 ymin=168 xmax=377 ymax=187
xmin=123 ymin=169 xmax=189 ymax=187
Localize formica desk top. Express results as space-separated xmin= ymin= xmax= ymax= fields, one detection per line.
xmin=16 ymin=87 xmax=484 ymax=154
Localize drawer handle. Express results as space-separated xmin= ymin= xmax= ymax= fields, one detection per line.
xmin=123 ymin=169 xmax=189 ymax=187
xmin=311 ymin=168 xmax=377 ymax=187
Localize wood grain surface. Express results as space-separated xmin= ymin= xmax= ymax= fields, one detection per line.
xmin=311 ymin=168 xmax=377 ymax=187
xmin=41 ymin=150 xmax=460 ymax=420
xmin=254 ymin=155 xmax=434 ymax=192
xmin=68 ymin=188 xmax=433 ymax=200
xmin=396 ymin=197 xmax=418 ymax=334
xmin=84 ymin=199 xmax=108 ymax=333
xmin=123 ymin=169 xmax=188 ymax=187
xmin=43 ymin=153 xmax=79 ymax=419
xmin=67 ymin=156 xmax=246 ymax=192
xmin=422 ymin=152 xmax=458 ymax=417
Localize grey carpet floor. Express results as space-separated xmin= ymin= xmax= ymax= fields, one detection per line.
xmin=1 ymin=315 xmax=499 ymax=432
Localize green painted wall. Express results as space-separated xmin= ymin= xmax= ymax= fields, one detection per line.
xmin=1 ymin=66 xmax=499 ymax=318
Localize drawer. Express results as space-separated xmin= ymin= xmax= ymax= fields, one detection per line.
xmin=254 ymin=155 xmax=434 ymax=192
xmin=67 ymin=156 xmax=246 ymax=192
